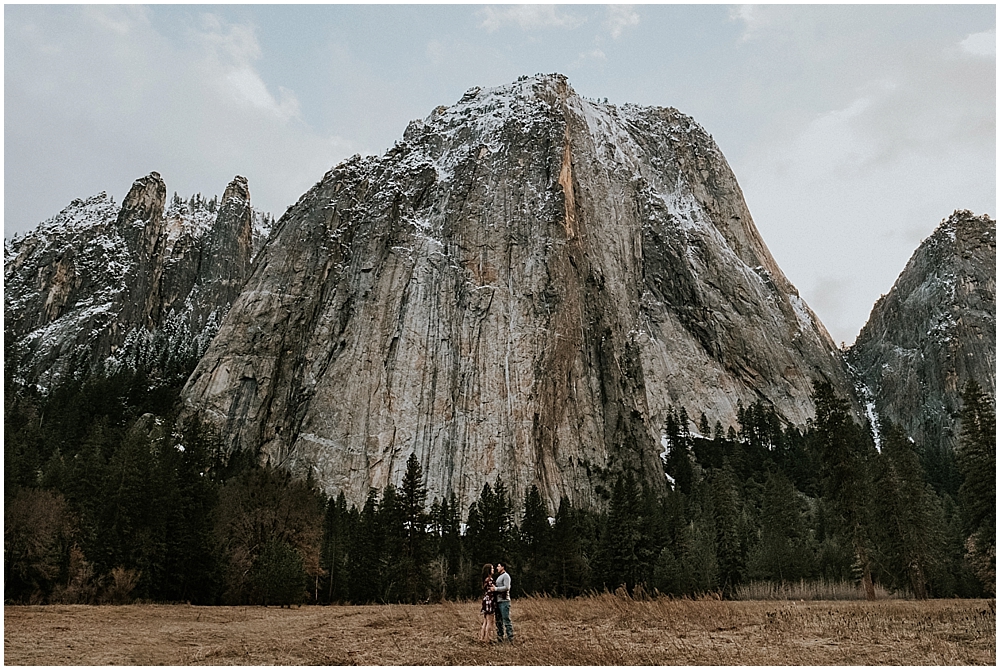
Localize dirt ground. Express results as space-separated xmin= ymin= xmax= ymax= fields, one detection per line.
xmin=4 ymin=595 xmax=995 ymax=665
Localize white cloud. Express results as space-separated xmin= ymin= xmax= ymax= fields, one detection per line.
xmin=194 ymin=13 xmax=260 ymax=62
xmin=4 ymin=6 xmax=355 ymax=236
xmin=478 ymin=5 xmax=585 ymax=33
xmin=729 ymin=4 xmax=766 ymax=42
xmin=604 ymin=5 xmax=639 ymax=39
xmin=193 ymin=14 xmax=301 ymax=122
xmin=226 ymin=69 xmax=301 ymax=120
xmin=571 ymin=49 xmax=607 ymax=69
xmin=86 ymin=4 xmax=148 ymax=36
xmin=426 ymin=40 xmax=446 ymax=65
xmin=785 ymin=97 xmax=875 ymax=179
xmin=718 ymin=5 xmax=995 ymax=342
xmin=959 ymin=29 xmax=995 ymax=58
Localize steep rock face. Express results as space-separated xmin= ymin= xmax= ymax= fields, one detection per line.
xmin=4 ymin=173 xmax=272 ymax=389
xmin=848 ymin=210 xmax=996 ymax=451
xmin=180 ymin=74 xmax=855 ymax=511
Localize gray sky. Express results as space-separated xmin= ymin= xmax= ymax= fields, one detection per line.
xmin=5 ymin=4 xmax=995 ymax=345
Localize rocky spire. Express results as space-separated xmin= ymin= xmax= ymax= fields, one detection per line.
xmin=5 ymin=172 xmax=268 ymax=389
xmin=119 ymin=172 xmax=168 ymax=329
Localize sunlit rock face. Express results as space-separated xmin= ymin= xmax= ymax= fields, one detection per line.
xmin=179 ymin=74 xmax=855 ymax=511
xmin=4 ymin=172 xmax=272 ymax=389
xmin=848 ymin=210 xmax=996 ymax=452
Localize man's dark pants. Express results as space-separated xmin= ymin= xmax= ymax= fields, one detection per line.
xmin=495 ymin=600 xmax=513 ymax=641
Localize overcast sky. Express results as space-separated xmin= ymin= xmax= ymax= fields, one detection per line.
xmin=5 ymin=4 xmax=995 ymax=345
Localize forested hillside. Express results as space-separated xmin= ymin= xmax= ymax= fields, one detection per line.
xmin=5 ymin=363 xmax=993 ymax=605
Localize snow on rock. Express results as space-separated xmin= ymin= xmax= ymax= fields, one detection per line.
xmin=179 ymin=74 xmax=856 ymax=512
xmin=848 ymin=209 xmax=995 ymax=452
xmin=789 ymin=294 xmax=814 ymax=332
xmin=5 ymin=173 xmax=273 ymax=390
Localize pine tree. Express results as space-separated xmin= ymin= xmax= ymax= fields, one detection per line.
xmin=708 ymin=465 xmax=745 ymax=595
xmin=596 ymin=471 xmax=650 ymax=592
xmin=491 ymin=476 xmax=516 ymax=559
xmin=685 ymin=482 xmax=720 ymax=594
xmin=153 ymin=421 xmax=219 ymax=603
xmin=678 ymin=406 xmax=691 ymax=436
xmin=920 ymin=441 xmax=961 ymax=499
xmin=349 ymin=490 xmax=381 ymax=603
xmin=936 ymin=492 xmax=983 ymax=597
xmin=664 ymin=407 xmax=694 ymax=495
xmin=429 ymin=498 xmax=442 ymax=538
xmin=713 ymin=420 xmax=725 ymax=441
xmin=549 ymin=496 xmax=590 ymax=596
xmin=320 ymin=492 xmax=351 ymax=603
xmin=871 ymin=423 xmax=950 ymax=597
xmin=439 ymin=492 xmax=462 ymax=584
xmin=737 ymin=401 xmax=782 ymax=477
xmin=465 ymin=498 xmax=483 ymax=564
xmin=63 ymin=419 xmax=112 ymax=546
xmin=377 ymin=485 xmax=405 ymax=601
xmin=399 ymin=454 xmax=429 ymax=602
xmin=699 ymin=412 xmax=711 ymax=438
xmin=466 ymin=478 xmax=516 ymax=572
xmin=95 ymin=430 xmax=166 ymax=598
xmin=812 ymin=381 xmax=877 ymax=599
xmin=784 ymin=425 xmax=821 ymax=497
xmin=956 ymin=381 xmax=996 ymax=594
xmin=518 ymin=485 xmax=551 ymax=594
xmin=747 ymin=470 xmax=812 ymax=583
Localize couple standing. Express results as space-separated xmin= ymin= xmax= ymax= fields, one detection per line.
xmin=479 ymin=561 xmax=514 ymax=643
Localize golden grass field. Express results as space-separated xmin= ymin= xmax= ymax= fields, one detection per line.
xmin=4 ymin=594 xmax=995 ymax=665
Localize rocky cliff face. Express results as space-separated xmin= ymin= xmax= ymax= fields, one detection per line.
xmin=179 ymin=74 xmax=855 ymax=511
xmin=848 ymin=210 xmax=996 ymax=452
xmin=4 ymin=173 xmax=272 ymax=389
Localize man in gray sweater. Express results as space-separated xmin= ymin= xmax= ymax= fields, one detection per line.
xmin=493 ymin=561 xmax=513 ymax=642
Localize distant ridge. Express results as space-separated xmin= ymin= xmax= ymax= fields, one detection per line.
xmin=848 ymin=209 xmax=996 ymax=452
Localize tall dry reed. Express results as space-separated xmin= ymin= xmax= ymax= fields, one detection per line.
xmin=732 ymin=579 xmax=901 ymax=601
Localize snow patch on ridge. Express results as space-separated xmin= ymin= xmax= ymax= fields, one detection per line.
xmin=164 ymin=200 xmax=216 ymax=242
xmin=789 ymin=294 xmax=814 ymax=331
xmin=571 ymin=96 xmax=642 ymax=174
xmin=864 ymin=398 xmax=882 ymax=453
xmin=11 ymin=192 xmax=118 ymax=243
xmin=844 ymin=357 xmax=882 ymax=452
xmin=403 ymin=76 xmax=556 ymax=185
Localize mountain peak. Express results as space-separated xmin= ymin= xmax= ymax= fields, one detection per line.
xmin=179 ymin=77 xmax=855 ymax=510
xmin=936 ymin=208 xmax=995 ymax=246
xmin=849 ymin=209 xmax=996 ymax=452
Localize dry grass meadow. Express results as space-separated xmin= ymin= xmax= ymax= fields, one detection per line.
xmin=4 ymin=594 xmax=995 ymax=665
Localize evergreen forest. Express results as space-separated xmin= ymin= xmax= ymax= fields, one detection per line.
xmin=5 ymin=362 xmax=995 ymax=606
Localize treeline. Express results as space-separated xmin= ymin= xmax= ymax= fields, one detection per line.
xmin=4 ymin=366 xmax=995 ymax=605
